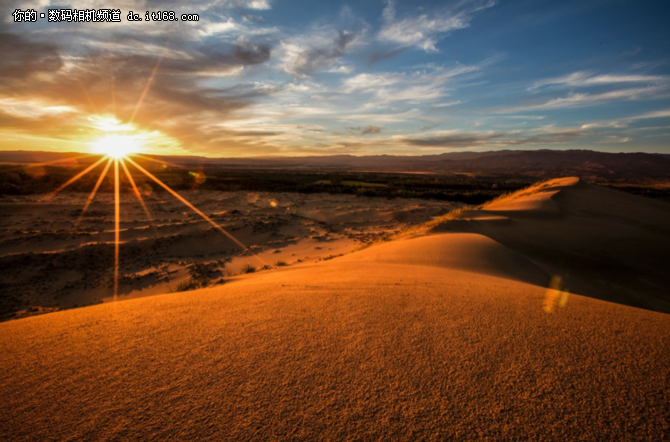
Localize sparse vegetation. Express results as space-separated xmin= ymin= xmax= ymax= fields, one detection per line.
xmin=423 ymin=206 xmax=474 ymax=228
xmin=174 ymin=262 xmax=222 ymax=292
xmin=0 ymin=163 xmax=531 ymax=204
xmin=175 ymin=279 xmax=202 ymax=292
xmin=241 ymin=263 xmax=256 ymax=274
xmin=355 ymin=205 xmax=478 ymax=252
xmin=275 ymin=260 xmax=288 ymax=266
xmin=315 ymin=180 xmax=388 ymax=188
xmin=353 ymin=180 xmax=548 ymax=252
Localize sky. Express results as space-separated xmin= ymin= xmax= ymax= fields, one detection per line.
xmin=1 ymin=0 xmax=670 ymax=157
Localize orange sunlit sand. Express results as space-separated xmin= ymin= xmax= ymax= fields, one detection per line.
xmin=1 ymin=177 xmax=669 ymax=440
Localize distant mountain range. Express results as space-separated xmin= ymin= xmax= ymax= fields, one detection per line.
xmin=2 ymin=149 xmax=670 ymax=180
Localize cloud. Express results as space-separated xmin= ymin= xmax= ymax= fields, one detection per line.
xmin=367 ymin=47 xmax=407 ymax=64
xmin=343 ymin=61 xmax=487 ymax=94
xmin=502 ymin=115 xmax=546 ymax=120
xmin=530 ymin=71 xmax=668 ymax=90
xmin=572 ymin=108 xmax=670 ymax=133
xmin=403 ymin=131 xmax=505 ymax=148
xmin=597 ymin=136 xmax=631 ymax=144
xmin=348 ymin=125 xmax=382 ymax=135
xmin=325 ymin=65 xmax=354 ymax=74
xmin=0 ymin=30 xmax=62 ymax=79
xmin=497 ymin=70 xmax=670 ymax=114
xmin=288 ymin=31 xmax=358 ymax=77
xmin=279 ymin=23 xmax=367 ymax=78
xmin=498 ymin=130 xmax=586 ymax=146
xmin=433 ymin=101 xmax=465 ymax=108
xmin=343 ymin=72 xmax=402 ymax=91
xmin=339 ymin=109 xmax=422 ymax=123
xmin=339 ymin=62 xmax=484 ymax=109
xmin=0 ymin=98 xmax=76 ymax=119
xmin=361 ymin=125 xmax=382 ymax=135
xmin=240 ymin=0 xmax=272 ymax=10
xmin=233 ymin=38 xmax=272 ymax=65
xmin=501 ymin=86 xmax=669 ymax=112
xmin=627 ymin=109 xmax=670 ymax=121
xmin=197 ymin=18 xmax=243 ymax=37
xmin=401 ymin=127 xmax=587 ymax=148
xmin=378 ymin=0 xmax=496 ymax=52
xmin=144 ymin=0 xmax=272 ymax=10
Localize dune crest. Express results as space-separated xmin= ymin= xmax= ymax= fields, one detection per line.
xmin=482 ymin=177 xmax=580 ymax=214
xmin=342 ymin=233 xmax=549 ymax=286
xmin=435 ymin=176 xmax=670 ymax=312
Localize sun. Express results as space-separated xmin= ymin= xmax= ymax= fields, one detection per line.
xmin=92 ymin=134 xmax=140 ymax=159
xmin=52 ymin=115 xmax=261 ymax=300
xmin=88 ymin=116 xmax=144 ymax=159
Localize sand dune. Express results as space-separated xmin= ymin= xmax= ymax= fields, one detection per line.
xmin=343 ymin=233 xmax=549 ymax=286
xmin=443 ymin=177 xmax=670 ymax=312
xmin=1 ymin=178 xmax=669 ymax=440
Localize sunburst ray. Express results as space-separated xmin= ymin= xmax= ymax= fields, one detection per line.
xmin=1 ymin=154 xmax=96 ymax=175
xmin=75 ymin=157 xmax=113 ymax=226
xmin=46 ymin=155 xmax=109 ymax=199
xmin=129 ymin=48 xmax=167 ymax=125
xmin=132 ymin=153 xmax=187 ymax=170
xmin=120 ymin=157 xmax=157 ymax=236
xmin=125 ymin=156 xmax=264 ymax=264
xmin=114 ymin=159 xmax=121 ymax=299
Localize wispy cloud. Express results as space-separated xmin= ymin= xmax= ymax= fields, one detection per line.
xmin=530 ymin=71 xmax=668 ymax=90
xmin=347 ymin=125 xmax=382 ymax=135
xmin=627 ymin=109 xmax=670 ymax=121
xmin=401 ymin=126 xmax=589 ymax=148
xmin=378 ymin=0 xmax=496 ymax=52
xmin=501 ymin=86 xmax=669 ymax=113
xmin=340 ymin=61 xmax=486 ymax=111
xmin=277 ymin=7 xmax=368 ymax=78
xmin=279 ymin=29 xmax=364 ymax=78
xmin=596 ymin=136 xmax=630 ymax=144
xmin=574 ymin=108 xmax=670 ymax=132
xmin=402 ymin=131 xmax=505 ymax=148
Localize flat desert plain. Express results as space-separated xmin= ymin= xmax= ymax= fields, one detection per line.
xmin=1 ymin=178 xmax=669 ymax=441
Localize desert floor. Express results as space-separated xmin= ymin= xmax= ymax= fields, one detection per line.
xmin=1 ymin=178 xmax=669 ymax=441
xmin=0 ymin=191 xmax=455 ymax=321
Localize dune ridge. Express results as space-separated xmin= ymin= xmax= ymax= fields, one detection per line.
xmin=433 ymin=177 xmax=670 ymax=313
xmin=1 ymin=177 xmax=669 ymax=441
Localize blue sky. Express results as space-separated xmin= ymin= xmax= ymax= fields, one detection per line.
xmin=1 ymin=0 xmax=670 ymax=156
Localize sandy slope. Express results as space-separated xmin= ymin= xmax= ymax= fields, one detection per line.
xmin=1 ymin=178 xmax=669 ymax=441
xmin=445 ymin=177 xmax=670 ymax=313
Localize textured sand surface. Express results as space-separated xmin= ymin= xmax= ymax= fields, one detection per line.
xmin=1 ymin=178 xmax=669 ymax=441
xmin=451 ymin=177 xmax=670 ymax=312
xmin=0 ymin=191 xmax=451 ymax=320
